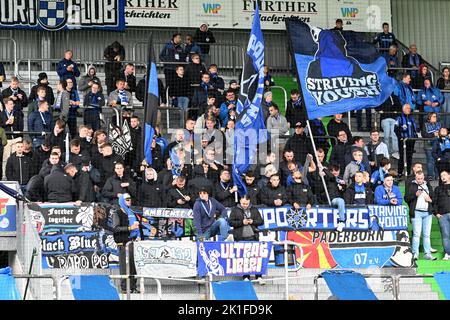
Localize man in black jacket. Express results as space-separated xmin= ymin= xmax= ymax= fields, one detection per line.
xmin=167 ymin=176 xmax=193 ymax=209
xmin=104 ymin=41 xmax=125 ymax=95
xmin=287 ymin=171 xmax=314 ymax=209
xmin=329 ymin=130 xmax=351 ymax=172
xmin=6 ymin=140 xmax=33 ymax=193
xmin=2 ymin=77 xmax=27 ymax=131
xmin=98 ymin=144 xmax=123 ymax=187
xmin=31 ymin=138 xmax=51 ymax=176
xmin=44 ymin=165 xmax=77 ymax=202
xmin=193 ymin=23 xmax=216 ymax=66
xmin=137 ymin=167 xmax=165 ymax=208
xmin=284 ymin=122 xmax=313 ymax=165
xmin=344 ymin=171 xmax=374 ymax=205
xmin=285 ymin=89 xmax=306 ymax=130
xmin=101 ymin=162 xmax=136 ymax=204
xmin=213 ymin=169 xmax=238 ymax=208
xmin=326 ymin=114 xmax=352 ymax=146
xmin=243 ymin=172 xmax=260 ymax=206
xmin=434 ymin=170 xmax=450 ymax=260
xmin=228 ymin=195 xmax=264 ymax=281
xmin=65 ymin=163 xmax=97 ymax=203
xmin=259 ymin=174 xmax=288 ymax=207
xmin=187 ymin=164 xmax=214 ymax=196
xmin=405 ymin=170 xmax=436 ymax=260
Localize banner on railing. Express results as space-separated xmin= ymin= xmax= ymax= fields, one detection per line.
xmin=197 ymin=241 xmax=272 ymax=277
xmin=287 ymin=230 xmax=414 ymax=269
xmin=0 ymin=182 xmax=19 ymax=233
xmin=134 ymin=240 xmax=197 ymax=278
xmin=143 ymin=208 xmax=193 ymax=219
xmin=257 ymin=205 xmax=408 ymax=231
xmin=125 ymin=0 xmax=391 ymax=31
xmin=41 ymin=231 xmax=119 ymax=269
xmin=27 ymin=203 xmax=94 ymax=233
xmin=0 ymin=0 xmax=126 ymax=31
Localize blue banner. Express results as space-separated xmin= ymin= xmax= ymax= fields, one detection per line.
xmin=286 ymin=20 xmax=396 ymax=119
xmin=257 ymin=205 xmax=408 ymax=231
xmin=197 ymin=241 xmax=272 ymax=277
xmin=0 ymin=200 xmax=16 ymax=232
xmin=0 ymin=0 xmax=125 ymax=31
xmin=41 ymin=231 xmax=119 ymax=269
xmin=233 ymin=4 xmax=267 ymax=196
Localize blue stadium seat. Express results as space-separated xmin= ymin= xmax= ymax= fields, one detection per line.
xmin=69 ymin=275 xmax=120 ymax=300
xmin=211 ymin=281 xmax=258 ymax=300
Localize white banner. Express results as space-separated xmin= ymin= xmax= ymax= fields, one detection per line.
xmin=125 ymin=0 xmax=391 ymax=32
xmin=134 ymin=240 xmax=198 ymax=278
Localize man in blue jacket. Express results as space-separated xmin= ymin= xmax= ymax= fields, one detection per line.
xmin=83 ymin=82 xmax=105 ymax=131
xmin=159 ymin=33 xmax=184 ymax=90
xmin=417 ymin=78 xmax=445 ymax=115
xmin=57 ymin=50 xmax=81 ymax=89
xmin=193 ymin=187 xmax=231 ymax=241
xmin=28 ymin=101 xmax=53 ymax=149
xmin=394 ymin=73 xmax=416 ymax=110
xmin=395 ymin=103 xmax=419 ymax=176
xmin=374 ymin=174 xmax=403 ymax=205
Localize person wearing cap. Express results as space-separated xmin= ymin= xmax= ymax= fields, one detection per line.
xmin=194 ymin=23 xmax=216 ymax=67
xmin=112 ymin=193 xmax=142 ymax=293
xmin=193 ymin=186 xmax=231 ymax=241
xmin=137 ymin=167 xmax=165 ymax=208
xmin=101 ymin=162 xmax=136 ymax=205
xmin=284 ymin=122 xmax=313 ymax=165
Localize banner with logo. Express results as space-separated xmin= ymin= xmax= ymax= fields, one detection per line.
xmin=41 ymin=231 xmax=119 ymax=269
xmin=134 ymin=240 xmax=197 ymax=277
xmin=257 ymin=206 xmax=408 ymax=231
xmin=0 ymin=0 xmax=126 ymax=31
xmin=286 ymin=19 xmax=397 ymax=119
xmin=288 ymin=230 xmax=414 ymax=269
xmin=143 ymin=208 xmax=193 ymax=219
xmin=124 ymin=0 xmax=391 ymax=31
xmin=0 ymin=182 xmax=19 ymax=232
xmin=27 ymin=203 xmax=94 ymax=233
xmin=197 ymin=241 xmax=272 ymax=277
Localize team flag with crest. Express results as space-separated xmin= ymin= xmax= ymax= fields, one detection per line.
xmin=233 ymin=5 xmax=267 ymax=197
xmin=286 ymin=20 xmax=397 ymax=119
xmin=143 ymin=35 xmax=158 ymax=166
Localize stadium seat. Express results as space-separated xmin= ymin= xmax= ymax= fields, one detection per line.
xmin=0 ymin=267 xmax=21 ymax=300
xmin=69 ymin=275 xmax=120 ymax=300
xmin=211 ymin=281 xmax=258 ymax=300
xmin=321 ymin=270 xmax=378 ymax=300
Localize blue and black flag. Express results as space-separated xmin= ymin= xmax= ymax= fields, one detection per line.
xmin=233 ymin=5 xmax=267 ymax=196
xmin=143 ymin=35 xmax=158 ymax=165
xmin=286 ymin=20 xmax=396 ymax=119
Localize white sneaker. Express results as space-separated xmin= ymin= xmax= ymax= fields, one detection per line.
xmin=336 ymin=222 xmax=345 ymax=232
xmin=392 ymin=152 xmax=400 ymax=159
xmin=443 ymin=253 xmax=450 ymax=261
xmin=430 ymin=247 xmax=438 ymax=253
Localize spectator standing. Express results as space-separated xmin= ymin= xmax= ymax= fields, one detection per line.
xmin=374 ymin=22 xmax=397 ymax=55
xmin=309 ymin=118 xmax=330 ymax=157
xmin=78 ymin=65 xmax=102 ymax=95
xmin=394 ymin=73 xmax=417 ymax=111
xmin=267 ymin=104 xmax=289 ymax=142
xmin=285 ymin=89 xmax=306 ymax=130
xmin=422 ymin=113 xmax=441 ymax=180
xmin=405 ymin=171 xmax=436 ymax=260
xmin=1 ymin=98 xmax=22 ymax=176
xmin=432 ymin=127 xmax=450 ymax=175
xmin=0 ymin=62 xmax=5 ymax=88
xmin=395 ymin=103 xmax=419 ymax=176
xmin=437 ymin=67 xmax=450 ymax=128
xmin=28 ymin=101 xmax=53 ymax=149
xmin=101 ymin=162 xmax=136 ymax=205
xmin=167 ymin=176 xmax=193 ymax=209
xmin=193 ymin=187 xmax=230 ymax=241
xmin=219 ymin=90 xmax=237 ymax=129
xmin=329 ymin=130 xmax=351 ymax=172
xmin=365 ymin=130 xmax=389 ymax=172
xmin=64 ymin=162 xmax=98 ymax=203
xmin=228 ymin=195 xmax=264 ymax=281
xmin=386 ymin=45 xmax=400 ymax=78
xmin=192 ymin=73 xmax=216 ymax=108
xmin=137 ymin=167 xmax=165 ymax=208
xmin=263 ymin=65 xmax=275 ymax=92
xmin=64 ymin=79 xmax=80 ymax=138
xmin=433 ymin=170 xmax=450 ymax=260
xmin=104 ymin=41 xmax=125 ymax=95
xmin=28 ymin=72 xmax=55 ymax=105
xmin=2 ymin=77 xmax=27 ymax=131
xmin=56 ymin=50 xmax=80 ymax=89
xmin=287 ymin=171 xmax=314 ymax=209
xmin=208 ymin=64 xmax=225 ymax=94
xmin=52 ymin=80 xmax=70 ymax=122
xmin=169 ymin=65 xmax=191 ymax=110
xmin=332 ymin=19 xmax=344 ymax=31
xmin=6 ymin=141 xmax=33 ymax=192
xmin=83 ymin=82 xmax=105 ymax=131
xmin=327 ymin=113 xmax=352 ymax=146
xmin=43 ymin=165 xmax=77 ymax=202
xmin=185 ymin=54 xmax=207 ymax=89
xmin=401 ymin=44 xmax=424 ymax=80
xmin=343 ymin=149 xmax=368 ymax=186
xmin=374 ymin=174 xmax=403 ymax=205
xmin=194 ymin=23 xmax=216 ymax=67
xmin=213 ymin=169 xmax=238 ymax=208
xmin=284 ymin=122 xmax=313 ymax=165
xmin=184 ymin=35 xmax=203 ymax=62
xmin=160 ymin=34 xmax=184 ymax=90
xmin=120 ymin=63 xmax=136 ymax=93
xmin=380 ymin=95 xmax=402 ymax=159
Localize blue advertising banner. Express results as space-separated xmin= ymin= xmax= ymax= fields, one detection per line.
xmin=257 ymin=206 xmax=408 ymax=231
xmin=0 ymin=0 xmax=126 ymax=31
xmin=0 ymin=182 xmax=20 ymax=232
xmin=41 ymin=231 xmax=119 ymax=269
xmin=286 ymin=20 xmax=396 ymax=119
xmin=197 ymin=241 xmax=272 ymax=277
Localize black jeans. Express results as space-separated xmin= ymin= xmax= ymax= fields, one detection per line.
xmin=398 ymin=139 xmax=415 ymax=175
xmin=118 ymin=242 xmax=137 ymax=291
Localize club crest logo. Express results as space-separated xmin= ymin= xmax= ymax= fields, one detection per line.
xmin=38 ymin=0 xmax=67 ymax=31
xmin=306 ymin=25 xmax=381 ymax=106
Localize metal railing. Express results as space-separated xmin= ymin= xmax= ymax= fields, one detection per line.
xmin=270 ymin=86 xmax=288 ymax=111
xmin=395 ymin=274 xmax=435 ymax=300
xmin=313 ymin=273 xmax=397 ymax=300
xmin=13 ymin=274 xmax=60 ymax=300
xmin=402 ymin=137 xmax=434 ymax=177
xmin=0 ymin=37 xmax=18 ymax=74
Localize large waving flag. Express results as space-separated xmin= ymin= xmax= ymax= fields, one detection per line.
xmin=233 ymin=5 xmax=267 ymax=197
xmin=286 ymin=20 xmax=397 ymax=119
xmin=143 ymin=34 xmax=158 ymax=165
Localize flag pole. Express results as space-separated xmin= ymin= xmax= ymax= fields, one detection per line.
xmin=306 ymin=120 xmax=331 ymax=205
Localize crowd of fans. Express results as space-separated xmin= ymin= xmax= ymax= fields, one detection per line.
xmin=0 ymin=21 xmax=449 ymax=265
